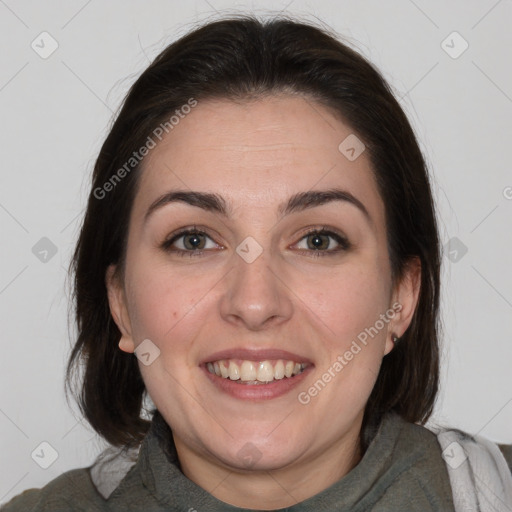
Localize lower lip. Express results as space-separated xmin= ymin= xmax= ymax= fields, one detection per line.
xmin=201 ymin=365 xmax=313 ymax=401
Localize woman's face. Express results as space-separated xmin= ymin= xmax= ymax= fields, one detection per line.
xmin=107 ymin=95 xmax=419 ymax=477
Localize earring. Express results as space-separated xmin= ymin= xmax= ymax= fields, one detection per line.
xmin=392 ymin=334 xmax=400 ymax=346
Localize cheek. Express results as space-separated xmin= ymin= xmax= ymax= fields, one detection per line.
xmin=125 ymin=266 xmax=209 ymax=404
xmin=298 ymin=268 xmax=390 ymax=418
xmin=124 ymin=257 xmax=219 ymax=355
xmin=299 ymin=264 xmax=390 ymax=346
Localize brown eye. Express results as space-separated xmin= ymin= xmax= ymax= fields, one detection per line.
xmin=294 ymin=229 xmax=350 ymax=256
xmin=161 ymin=228 xmax=220 ymax=256
xmin=306 ymin=233 xmax=331 ymax=250
xmin=181 ymin=232 xmax=207 ymax=250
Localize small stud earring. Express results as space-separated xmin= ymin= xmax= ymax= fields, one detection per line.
xmin=392 ymin=334 xmax=400 ymax=346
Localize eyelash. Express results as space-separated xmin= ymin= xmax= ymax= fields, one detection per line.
xmin=160 ymin=225 xmax=351 ymax=258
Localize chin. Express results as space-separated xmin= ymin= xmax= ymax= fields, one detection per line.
xmin=202 ymin=429 xmax=309 ymax=472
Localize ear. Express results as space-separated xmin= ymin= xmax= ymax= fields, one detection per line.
xmin=105 ymin=264 xmax=135 ymax=353
xmin=384 ymin=257 xmax=422 ymax=355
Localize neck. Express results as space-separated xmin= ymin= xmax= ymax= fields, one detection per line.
xmin=173 ymin=418 xmax=364 ymax=509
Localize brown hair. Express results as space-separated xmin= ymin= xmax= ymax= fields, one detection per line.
xmin=66 ymin=15 xmax=441 ymax=450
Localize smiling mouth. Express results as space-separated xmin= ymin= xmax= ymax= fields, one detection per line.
xmin=205 ymin=359 xmax=309 ymax=384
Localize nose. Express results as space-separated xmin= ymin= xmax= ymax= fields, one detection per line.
xmin=219 ymin=244 xmax=293 ymax=331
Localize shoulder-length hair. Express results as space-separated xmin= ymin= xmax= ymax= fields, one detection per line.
xmin=66 ymin=15 xmax=441 ymax=449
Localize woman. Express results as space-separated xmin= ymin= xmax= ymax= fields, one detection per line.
xmin=3 ymin=15 xmax=511 ymax=512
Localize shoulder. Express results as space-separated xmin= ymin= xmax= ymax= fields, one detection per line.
xmin=424 ymin=420 xmax=512 ymax=510
xmin=0 ymin=468 xmax=106 ymax=512
xmin=379 ymin=414 xmax=512 ymax=509
xmin=386 ymin=412 xmax=449 ymax=467
xmin=389 ymin=415 xmax=456 ymax=493
xmin=422 ymin=417 xmax=512 ymax=478
xmin=434 ymin=422 xmax=512 ymax=477
xmin=498 ymin=443 xmax=512 ymax=472
xmin=359 ymin=412 xmax=456 ymax=510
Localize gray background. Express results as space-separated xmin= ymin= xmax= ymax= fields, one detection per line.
xmin=1 ymin=0 xmax=511 ymax=502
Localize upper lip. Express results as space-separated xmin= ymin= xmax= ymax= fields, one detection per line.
xmin=200 ymin=348 xmax=313 ymax=365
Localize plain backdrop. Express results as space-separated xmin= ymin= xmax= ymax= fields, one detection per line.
xmin=1 ymin=0 xmax=511 ymax=503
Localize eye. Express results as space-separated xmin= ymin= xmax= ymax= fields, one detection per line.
xmin=161 ymin=227 xmax=221 ymax=256
xmin=160 ymin=226 xmax=350 ymax=258
xmin=293 ymin=228 xmax=350 ymax=256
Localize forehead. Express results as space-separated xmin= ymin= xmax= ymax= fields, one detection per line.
xmin=134 ymin=95 xmax=384 ymax=223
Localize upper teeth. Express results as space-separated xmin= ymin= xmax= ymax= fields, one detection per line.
xmin=206 ymin=359 xmax=306 ymax=382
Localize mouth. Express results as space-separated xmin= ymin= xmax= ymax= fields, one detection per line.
xmin=205 ymin=359 xmax=309 ymax=385
xmin=200 ymin=349 xmax=313 ymax=400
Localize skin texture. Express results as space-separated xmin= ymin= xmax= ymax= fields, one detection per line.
xmin=106 ymin=94 xmax=421 ymax=509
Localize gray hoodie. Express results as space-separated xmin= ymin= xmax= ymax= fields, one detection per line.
xmin=2 ymin=410 xmax=511 ymax=511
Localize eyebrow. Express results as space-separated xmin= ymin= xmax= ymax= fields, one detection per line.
xmin=144 ymin=187 xmax=371 ymax=224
